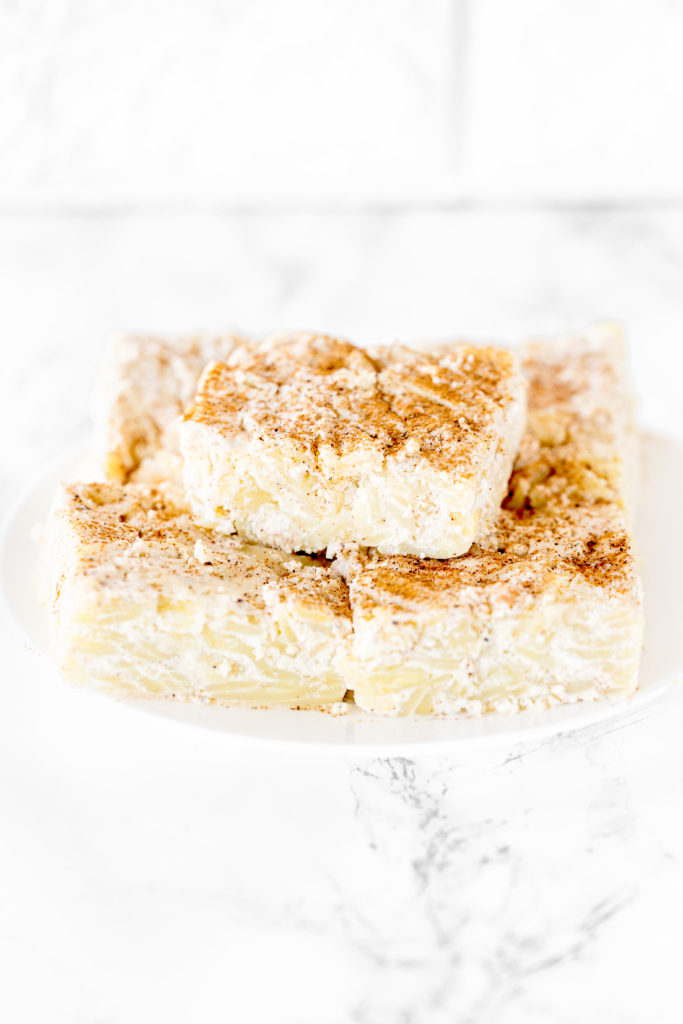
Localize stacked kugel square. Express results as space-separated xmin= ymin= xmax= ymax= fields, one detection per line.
xmin=42 ymin=324 xmax=643 ymax=716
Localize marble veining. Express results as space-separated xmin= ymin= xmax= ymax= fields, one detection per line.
xmin=1 ymin=208 xmax=682 ymax=1022
xmin=336 ymin=749 xmax=637 ymax=1022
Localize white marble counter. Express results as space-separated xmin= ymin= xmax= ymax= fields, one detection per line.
xmin=2 ymin=209 xmax=683 ymax=1023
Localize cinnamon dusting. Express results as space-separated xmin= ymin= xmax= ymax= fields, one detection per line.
xmin=184 ymin=332 xmax=524 ymax=475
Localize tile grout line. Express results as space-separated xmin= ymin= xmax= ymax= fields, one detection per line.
xmin=1 ymin=198 xmax=683 ymax=218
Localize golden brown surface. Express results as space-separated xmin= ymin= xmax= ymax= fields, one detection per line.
xmin=67 ymin=324 xmax=641 ymax=719
xmin=344 ymin=504 xmax=635 ymax=617
xmin=341 ymin=325 xmax=639 ymax=614
xmin=93 ymin=331 xmax=247 ymax=483
xmin=507 ymin=327 xmax=635 ymax=513
xmin=275 ymin=564 xmax=352 ymax=622
xmin=184 ymin=331 xmax=524 ymax=475
xmin=53 ymin=481 xmax=351 ymax=621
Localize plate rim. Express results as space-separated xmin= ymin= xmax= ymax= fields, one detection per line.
xmin=1 ymin=430 xmax=680 ymax=755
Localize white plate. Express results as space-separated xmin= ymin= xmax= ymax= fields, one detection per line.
xmin=1 ymin=432 xmax=681 ymax=754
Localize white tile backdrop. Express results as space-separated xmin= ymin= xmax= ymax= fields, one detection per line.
xmin=460 ymin=0 xmax=683 ymax=201
xmin=3 ymin=0 xmax=683 ymax=206
xmin=0 ymin=0 xmax=456 ymax=206
xmin=3 ymin=5 xmax=683 ymax=1023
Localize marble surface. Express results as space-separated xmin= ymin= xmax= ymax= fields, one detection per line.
xmin=2 ymin=208 xmax=683 ymax=1023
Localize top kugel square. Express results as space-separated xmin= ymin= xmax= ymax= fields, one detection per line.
xmin=180 ymin=332 xmax=527 ymax=558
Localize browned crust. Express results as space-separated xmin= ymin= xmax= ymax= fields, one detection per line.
xmin=276 ymin=566 xmax=352 ymax=620
xmin=78 ymin=328 xmax=638 ymax=634
xmin=94 ymin=331 xmax=247 ymax=482
xmin=506 ymin=331 xmax=633 ymax=512
xmin=348 ymin=504 xmax=635 ymax=616
xmin=184 ymin=332 xmax=524 ymax=474
xmin=343 ymin=327 xmax=639 ymax=614
xmin=54 ymin=481 xmax=351 ymax=620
